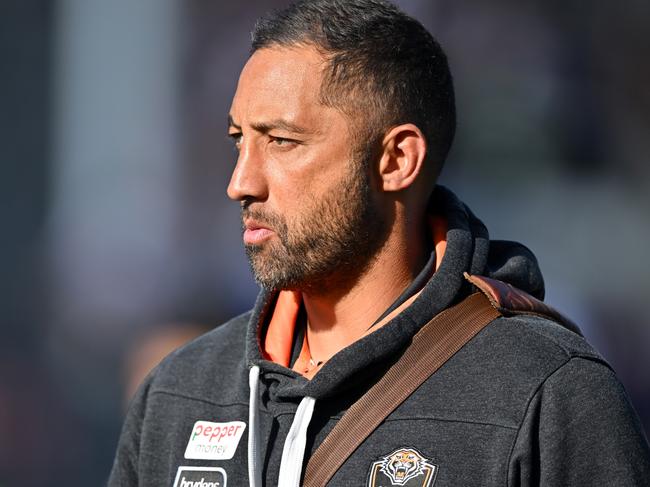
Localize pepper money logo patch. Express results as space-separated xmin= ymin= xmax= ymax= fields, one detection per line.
xmin=367 ymin=447 xmax=438 ymax=487
xmin=173 ymin=466 xmax=226 ymax=487
xmin=184 ymin=420 xmax=246 ymax=460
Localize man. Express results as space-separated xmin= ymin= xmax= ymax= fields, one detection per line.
xmin=109 ymin=1 xmax=650 ymax=486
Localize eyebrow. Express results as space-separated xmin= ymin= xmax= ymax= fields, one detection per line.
xmin=227 ymin=114 xmax=311 ymax=135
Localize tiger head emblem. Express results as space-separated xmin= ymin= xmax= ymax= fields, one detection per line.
xmin=380 ymin=448 xmax=428 ymax=485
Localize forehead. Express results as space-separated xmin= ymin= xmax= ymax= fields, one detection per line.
xmin=230 ymin=45 xmax=332 ymax=126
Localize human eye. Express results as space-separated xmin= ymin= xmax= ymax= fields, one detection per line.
xmin=228 ymin=132 xmax=243 ymax=151
xmin=269 ymin=135 xmax=298 ymax=150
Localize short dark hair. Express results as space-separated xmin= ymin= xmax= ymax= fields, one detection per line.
xmin=251 ymin=0 xmax=456 ymax=172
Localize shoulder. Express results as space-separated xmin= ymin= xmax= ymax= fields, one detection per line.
xmin=461 ymin=274 xmax=609 ymax=400
xmin=160 ymin=310 xmax=252 ymax=368
xmin=146 ymin=310 xmax=253 ymax=403
xmin=415 ymin=311 xmax=611 ymax=429
xmin=467 ymin=312 xmax=609 ymax=398
xmin=486 ymin=312 xmax=604 ymax=365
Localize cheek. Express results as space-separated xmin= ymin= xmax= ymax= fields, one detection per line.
xmin=267 ymin=185 xmax=306 ymax=216
xmin=264 ymin=143 xmax=356 ymax=216
xmin=268 ymin=170 xmax=340 ymax=213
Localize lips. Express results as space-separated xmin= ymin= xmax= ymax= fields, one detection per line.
xmin=243 ymin=219 xmax=274 ymax=245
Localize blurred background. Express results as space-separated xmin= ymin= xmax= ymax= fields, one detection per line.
xmin=1 ymin=0 xmax=649 ymax=485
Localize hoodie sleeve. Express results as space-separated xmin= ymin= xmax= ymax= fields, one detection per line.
xmin=507 ymin=357 xmax=650 ymax=486
xmin=107 ymin=371 xmax=154 ymax=486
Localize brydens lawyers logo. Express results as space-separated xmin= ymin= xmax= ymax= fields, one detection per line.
xmin=184 ymin=420 xmax=246 ymax=460
xmin=173 ymin=466 xmax=226 ymax=487
xmin=367 ymin=447 xmax=438 ymax=487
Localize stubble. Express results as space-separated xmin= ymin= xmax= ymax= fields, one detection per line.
xmin=242 ymin=152 xmax=388 ymax=292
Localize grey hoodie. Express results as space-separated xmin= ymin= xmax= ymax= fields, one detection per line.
xmin=109 ymin=186 xmax=650 ymax=486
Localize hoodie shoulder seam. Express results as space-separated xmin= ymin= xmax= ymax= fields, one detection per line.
xmin=497 ymin=314 xmax=602 ymax=362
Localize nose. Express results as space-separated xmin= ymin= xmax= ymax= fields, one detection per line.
xmin=227 ymin=138 xmax=268 ymax=202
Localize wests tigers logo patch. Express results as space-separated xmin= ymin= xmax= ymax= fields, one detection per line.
xmin=367 ymin=447 xmax=438 ymax=487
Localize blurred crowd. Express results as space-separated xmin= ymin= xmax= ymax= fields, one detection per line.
xmin=2 ymin=1 xmax=649 ymax=485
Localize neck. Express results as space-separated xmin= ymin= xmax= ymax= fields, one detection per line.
xmin=302 ymin=213 xmax=428 ymax=364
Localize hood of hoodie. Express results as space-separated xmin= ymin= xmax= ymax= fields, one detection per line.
xmin=244 ymin=186 xmax=544 ymax=403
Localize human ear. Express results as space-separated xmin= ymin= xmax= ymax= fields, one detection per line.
xmin=378 ymin=124 xmax=427 ymax=192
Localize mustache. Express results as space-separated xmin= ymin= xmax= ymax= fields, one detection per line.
xmin=240 ymin=203 xmax=287 ymax=233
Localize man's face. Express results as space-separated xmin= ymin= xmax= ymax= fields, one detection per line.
xmin=227 ymin=45 xmax=388 ymax=291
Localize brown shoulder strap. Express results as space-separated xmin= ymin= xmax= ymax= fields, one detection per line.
xmin=463 ymin=273 xmax=582 ymax=336
xmin=303 ymin=292 xmax=500 ymax=487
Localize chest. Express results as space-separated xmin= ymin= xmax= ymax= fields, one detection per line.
xmin=136 ymin=390 xmax=517 ymax=487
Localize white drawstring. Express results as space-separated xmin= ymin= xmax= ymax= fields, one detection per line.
xmin=249 ymin=365 xmax=317 ymax=487
xmin=277 ymin=395 xmax=317 ymax=487
xmin=248 ymin=366 xmax=262 ymax=487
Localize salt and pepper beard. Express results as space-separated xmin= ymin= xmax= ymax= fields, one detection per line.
xmin=241 ymin=148 xmax=388 ymax=292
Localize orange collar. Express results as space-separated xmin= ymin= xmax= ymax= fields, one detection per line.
xmin=261 ymin=215 xmax=448 ymax=375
